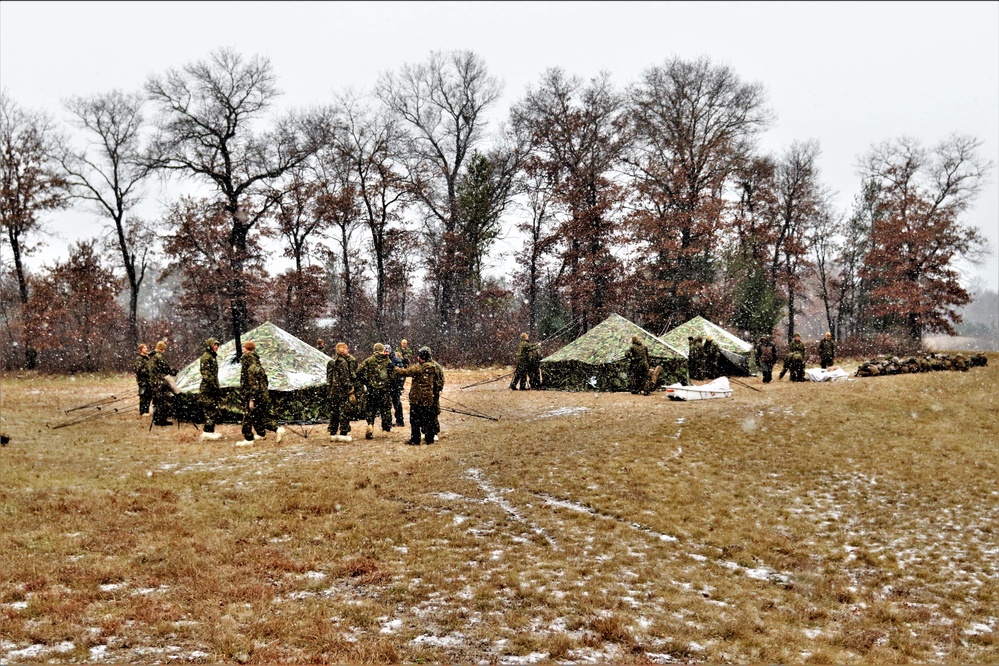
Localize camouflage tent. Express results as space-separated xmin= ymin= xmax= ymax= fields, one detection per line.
xmin=173 ymin=321 xmax=331 ymax=424
xmin=662 ymin=316 xmax=755 ymax=376
xmin=540 ymin=313 xmax=687 ymax=391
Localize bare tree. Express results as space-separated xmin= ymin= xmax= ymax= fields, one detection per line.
xmin=376 ymin=50 xmax=503 ymax=341
xmin=0 ymin=91 xmax=68 ymax=368
xmin=624 ymin=56 xmax=773 ymax=328
xmin=62 ymin=89 xmax=152 ymax=351
xmin=772 ymin=140 xmax=830 ymax=340
xmin=312 ymin=141 xmax=364 ymax=341
xmin=145 ymin=48 xmax=327 ymax=356
xmin=268 ymin=163 xmax=331 ymax=336
xmin=332 ymin=91 xmax=409 ymax=338
xmin=514 ymin=160 xmax=561 ymax=335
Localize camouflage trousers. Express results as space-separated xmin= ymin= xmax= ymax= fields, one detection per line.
xmin=365 ymin=389 xmax=393 ymax=430
xmin=152 ymin=386 xmax=174 ymax=425
xmin=241 ymin=396 xmax=277 ymax=440
xmin=409 ymin=405 xmax=436 ymax=445
xmin=137 ymin=383 xmax=152 ymax=415
xmin=201 ymin=392 xmax=221 ymax=432
xmin=391 ymin=389 xmax=405 ymax=426
xmin=328 ymin=394 xmax=352 ymax=436
xmin=629 ymin=365 xmax=649 ymax=394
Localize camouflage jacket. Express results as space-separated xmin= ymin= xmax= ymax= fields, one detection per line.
xmin=432 ymin=361 xmax=445 ymax=405
xmin=625 ymin=340 xmax=650 ymax=371
xmin=516 ymin=341 xmax=541 ymax=369
xmin=756 ymin=341 xmax=776 ymax=364
xmin=819 ymin=338 xmax=835 ymax=362
xmin=396 ymin=360 xmax=442 ymax=407
xmin=359 ymin=353 xmax=392 ymax=392
xmin=134 ymin=353 xmax=151 ymax=387
xmin=703 ymin=340 xmax=720 ymax=363
xmin=326 ymin=353 xmax=355 ymax=398
xmin=789 ymin=338 xmax=806 ymax=356
xmin=399 ymin=345 xmax=413 ymax=366
xmin=240 ymin=351 xmax=269 ymax=401
xmin=199 ymin=339 xmax=220 ymax=397
xmin=148 ymin=351 xmax=173 ymax=387
xmin=389 ymin=353 xmax=406 ymax=392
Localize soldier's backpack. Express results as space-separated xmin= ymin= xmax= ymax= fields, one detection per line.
xmin=366 ymin=358 xmax=391 ymax=391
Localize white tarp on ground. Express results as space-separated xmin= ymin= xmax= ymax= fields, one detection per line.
xmin=664 ymin=376 xmax=732 ymax=401
xmin=805 ymin=367 xmax=851 ymax=382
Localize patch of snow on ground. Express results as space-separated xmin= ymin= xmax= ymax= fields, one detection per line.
xmin=499 ymin=652 xmax=548 ymax=664
xmin=965 ymin=622 xmax=994 ymax=635
xmin=99 ymin=582 xmax=127 ymax=592
xmin=379 ymin=618 xmax=403 ymax=634
xmin=5 ymin=641 xmax=75 ymax=660
xmin=536 ymin=406 xmax=590 ymax=419
xmin=410 ymin=633 xmax=467 ymax=648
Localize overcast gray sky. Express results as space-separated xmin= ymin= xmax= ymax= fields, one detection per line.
xmin=2 ymin=1 xmax=997 ymax=292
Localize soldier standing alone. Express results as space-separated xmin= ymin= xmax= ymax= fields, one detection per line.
xmin=818 ymin=332 xmax=836 ymax=369
xmin=199 ymin=338 xmax=222 ymax=440
xmin=702 ymin=335 xmax=721 ymax=379
xmin=781 ymin=332 xmax=806 ymax=382
xmin=755 ymin=335 xmax=777 ymax=383
xmin=626 ymin=334 xmax=651 ymax=395
xmin=327 ymin=342 xmax=356 ymax=442
xmin=688 ymin=335 xmax=706 ymax=381
xmin=134 ymin=343 xmax=152 ymax=417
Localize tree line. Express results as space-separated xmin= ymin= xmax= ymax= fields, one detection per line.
xmin=1 ymin=49 xmax=992 ymax=372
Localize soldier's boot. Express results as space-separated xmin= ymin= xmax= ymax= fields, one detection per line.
xmin=365 ymin=424 xmax=374 ymax=440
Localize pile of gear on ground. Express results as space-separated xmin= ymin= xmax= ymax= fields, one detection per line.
xmin=854 ymin=352 xmax=988 ymax=377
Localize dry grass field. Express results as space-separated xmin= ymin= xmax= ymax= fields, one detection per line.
xmin=1 ymin=356 xmax=997 ymax=664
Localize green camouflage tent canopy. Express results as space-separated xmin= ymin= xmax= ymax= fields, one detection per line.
xmin=173 ymin=321 xmax=332 ymax=424
xmin=662 ymin=316 xmax=755 ymax=376
xmin=541 ymin=313 xmax=687 ymax=391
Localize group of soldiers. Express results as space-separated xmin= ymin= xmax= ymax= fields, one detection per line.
xmin=133 ymin=336 xmax=445 ymax=447
xmin=686 ymin=335 xmax=724 ymax=381
xmin=755 ymin=331 xmax=836 ymax=384
xmin=325 ymin=339 xmax=444 ymax=446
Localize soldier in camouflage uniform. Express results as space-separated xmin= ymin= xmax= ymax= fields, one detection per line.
xmin=149 ymin=340 xmax=175 ymax=426
xmin=358 ymin=342 xmax=393 ymax=439
xmin=134 ymin=343 xmax=152 ymax=416
xmin=387 ymin=345 xmax=407 ymax=427
xmin=625 ymin=335 xmax=651 ymax=395
xmin=399 ymin=339 xmax=414 ymax=366
xmin=818 ymin=332 xmax=835 ymax=369
xmin=781 ymin=333 xmax=806 ymax=382
xmin=511 ymin=333 xmax=541 ymax=390
xmin=199 ymin=338 xmax=222 ymax=440
xmin=688 ymin=336 xmax=706 ymax=381
xmin=327 ymin=342 xmax=357 ymax=441
xmin=510 ymin=332 xmax=529 ymax=390
xmin=702 ymin=335 xmax=721 ymax=379
xmin=239 ymin=341 xmax=285 ymax=445
xmin=755 ymin=335 xmax=777 ymax=383
xmin=395 ymin=347 xmax=444 ymax=445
